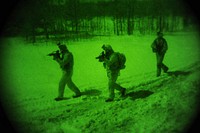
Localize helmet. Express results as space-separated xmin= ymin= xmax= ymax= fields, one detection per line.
xmin=102 ymin=44 xmax=113 ymax=51
xmin=58 ymin=44 xmax=68 ymax=52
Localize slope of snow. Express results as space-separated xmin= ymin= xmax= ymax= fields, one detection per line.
xmin=0 ymin=32 xmax=200 ymax=133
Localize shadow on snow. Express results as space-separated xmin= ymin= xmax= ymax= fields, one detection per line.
xmin=126 ymin=90 xmax=154 ymax=101
xmin=124 ymin=69 xmax=193 ymax=101
xmin=81 ymin=89 xmax=102 ymax=96
xmin=166 ymin=70 xmax=192 ymax=77
xmin=77 ymin=69 xmax=194 ymax=101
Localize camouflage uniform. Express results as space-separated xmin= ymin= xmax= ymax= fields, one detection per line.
xmin=151 ymin=32 xmax=169 ymax=77
xmin=102 ymin=45 xmax=126 ymax=102
xmin=54 ymin=44 xmax=81 ymax=101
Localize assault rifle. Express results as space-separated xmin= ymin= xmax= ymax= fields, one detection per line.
xmin=47 ymin=50 xmax=61 ymax=59
xmin=95 ymin=51 xmax=106 ymax=62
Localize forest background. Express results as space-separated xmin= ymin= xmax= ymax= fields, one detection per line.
xmin=1 ymin=0 xmax=199 ymax=43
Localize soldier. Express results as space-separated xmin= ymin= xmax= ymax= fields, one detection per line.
xmin=151 ymin=31 xmax=169 ymax=77
xmin=53 ymin=43 xmax=81 ymax=101
xmin=99 ymin=44 xmax=126 ymax=102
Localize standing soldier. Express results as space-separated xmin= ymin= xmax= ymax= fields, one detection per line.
xmin=151 ymin=31 xmax=169 ymax=77
xmin=53 ymin=43 xmax=81 ymax=101
xmin=97 ymin=44 xmax=126 ymax=102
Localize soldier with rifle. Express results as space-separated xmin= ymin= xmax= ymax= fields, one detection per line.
xmin=96 ymin=44 xmax=126 ymax=102
xmin=48 ymin=43 xmax=81 ymax=101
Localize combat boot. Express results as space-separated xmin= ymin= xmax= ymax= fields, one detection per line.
xmin=72 ymin=93 xmax=82 ymax=98
xmin=54 ymin=97 xmax=64 ymax=101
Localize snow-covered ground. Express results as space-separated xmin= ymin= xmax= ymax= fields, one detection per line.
xmin=0 ymin=32 xmax=200 ymax=133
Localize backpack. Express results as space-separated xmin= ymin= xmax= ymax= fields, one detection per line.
xmin=116 ymin=52 xmax=126 ymax=70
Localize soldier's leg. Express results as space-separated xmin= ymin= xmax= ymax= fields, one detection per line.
xmin=111 ymin=71 xmax=126 ymax=96
xmin=161 ymin=63 xmax=169 ymax=73
xmin=114 ymin=83 xmax=123 ymax=90
xmin=66 ymin=78 xmax=81 ymax=97
xmin=160 ymin=54 xmax=169 ymax=73
xmin=56 ymin=71 xmax=68 ymax=99
xmin=113 ymin=70 xmax=126 ymax=96
xmin=108 ymin=79 xmax=115 ymax=100
xmin=106 ymin=71 xmax=126 ymax=101
xmin=114 ymin=83 xmax=126 ymax=97
xmin=156 ymin=53 xmax=162 ymax=77
xmin=105 ymin=71 xmax=115 ymax=102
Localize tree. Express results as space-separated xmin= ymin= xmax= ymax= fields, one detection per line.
xmin=66 ymin=0 xmax=81 ymax=34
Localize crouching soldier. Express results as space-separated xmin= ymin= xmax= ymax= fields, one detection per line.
xmin=151 ymin=31 xmax=169 ymax=77
xmin=53 ymin=43 xmax=81 ymax=101
xmin=97 ymin=44 xmax=126 ymax=102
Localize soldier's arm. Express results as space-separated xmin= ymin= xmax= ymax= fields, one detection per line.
xmin=55 ymin=53 xmax=71 ymax=68
xmin=104 ymin=53 xmax=118 ymax=67
xmin=162 ymin=39 xmax=168 ymax=53
xmin=151 ymin=39 xmax=157 ymax=52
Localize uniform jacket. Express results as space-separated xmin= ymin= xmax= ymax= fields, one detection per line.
xmin=104 ymin=52 xmax=120 ymax=71
xmin=56 ymin=51 xmax=74 ymax=71
xmin=151 ymin=37 xmax=168 ymax=54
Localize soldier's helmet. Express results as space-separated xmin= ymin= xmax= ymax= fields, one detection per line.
xmin=58 ymin=43 xmax=68 ymax=52
xmin=102 ymin=44 xmax=113 ymax=51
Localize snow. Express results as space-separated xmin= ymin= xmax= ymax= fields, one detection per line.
xmin=0 ymin=32 xmax=200 ymax=133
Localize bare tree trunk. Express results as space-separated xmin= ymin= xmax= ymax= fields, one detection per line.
xmin=113 ymin=18 xmax=116 ymax=35
xmin=114 ymin=17 xmax=120 ymax=36
xmin=127 ymin=16 xmax=131 ymax=35
xmin=120 ymin=17 xmax=123 ymax=35
xmin=126 ymin=0 xmax=134 ymax=35
xmin=116 ymin=18 xmax=119 ymax=35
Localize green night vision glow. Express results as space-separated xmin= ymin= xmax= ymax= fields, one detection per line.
xmin=0 ymin=0 xmax=199 ymax=133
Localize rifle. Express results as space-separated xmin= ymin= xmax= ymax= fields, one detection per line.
xmin=47 ymin=50 xmax=61 ymax=59
xmin=95 ymin=51 xmax=106 ymax=62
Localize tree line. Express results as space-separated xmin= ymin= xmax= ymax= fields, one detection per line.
xmin=3 ymin=0 xmax=196 ymax=42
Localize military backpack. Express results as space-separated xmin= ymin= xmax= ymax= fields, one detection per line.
xmin=116 ymin=52 xmax=126 ymax=70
